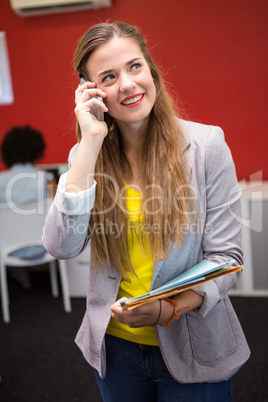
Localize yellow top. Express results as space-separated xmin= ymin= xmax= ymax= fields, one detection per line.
xmin=106 ymin=184 xmax=159 ymax=346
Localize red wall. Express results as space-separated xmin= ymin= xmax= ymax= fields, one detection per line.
xmin=0 ymin=0 xmax=267 ymax=180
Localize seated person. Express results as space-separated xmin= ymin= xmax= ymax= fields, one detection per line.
xmin=0 ymin=125 xmax=52 ymax=288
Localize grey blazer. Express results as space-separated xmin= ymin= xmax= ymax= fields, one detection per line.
xmin=43 ymin=120 xmax=250 ymax=383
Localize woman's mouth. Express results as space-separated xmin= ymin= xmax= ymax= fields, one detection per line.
xmin=121 ymin=94 xmax=144 ymax=107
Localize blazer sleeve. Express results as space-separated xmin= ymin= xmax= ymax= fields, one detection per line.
xmin=193 ymin=126 xmax=243 ymax=315
xmin=42 ymin=159 xmax=96 ymax=260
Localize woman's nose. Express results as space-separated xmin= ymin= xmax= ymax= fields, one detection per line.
xmin=119 ymin=74 xmax=136 ymax=93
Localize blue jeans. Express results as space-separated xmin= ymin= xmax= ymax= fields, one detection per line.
xmin=93 ymin=334 xmax=233 ymax=402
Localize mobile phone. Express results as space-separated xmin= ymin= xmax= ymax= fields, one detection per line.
xmin=80 ymin=76 xmax=104 ymax=121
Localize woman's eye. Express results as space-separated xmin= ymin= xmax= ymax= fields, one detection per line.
xmin=131 ymin=63 xmax=142 ymax=71
xmin=103 ymin=74 xmax=115 ymax=82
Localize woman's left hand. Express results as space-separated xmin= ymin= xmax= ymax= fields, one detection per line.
xmin=110 ymin=291 xmax=203 ymax=328
xmin=110 ymin=297 xmax=173 ymax=328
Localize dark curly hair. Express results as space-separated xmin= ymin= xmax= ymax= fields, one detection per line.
xmin=0 ymin=125 xmax=46 ymax=168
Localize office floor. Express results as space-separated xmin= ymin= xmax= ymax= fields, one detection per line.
xmin=0 ymin=267 xmax=267 ymax=402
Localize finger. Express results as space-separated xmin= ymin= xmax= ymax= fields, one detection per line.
xmin=89 ymin=96 xmax=108 ymax=112
xmin=120 ymin=301 xmax=159 ymax=323
xmin=79 ymin=80 xmax=96 ymax=89
xmin=111 ymin=302 xmax=125 ymax=315
xmin=77 ymin=81 xmax=107 ymax=98
xmin=75 ymin=97 xmax=108 ymax=117
xmin=111 ymin=297 xmax=128 ymax=309
xmin=76 ymin=81 xmax=95 ymax=98
xmin=76 ymin=91 xmax=107 ymax=109
xmin=75 ymin=81 xmax=106 ymax=104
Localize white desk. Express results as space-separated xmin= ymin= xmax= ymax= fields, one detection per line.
xmin=229 ymin=181 xmax=268 ymax=297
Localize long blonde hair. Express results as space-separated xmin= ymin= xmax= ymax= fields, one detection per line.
xmin=74 ymin=22 xmax=196 ymax=276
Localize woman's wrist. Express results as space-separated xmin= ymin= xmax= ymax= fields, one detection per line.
xmin=160 ymin=298 xmax=191 ymax=327
xmin=161 ymin=299 xmax=175 ymax=324
xmin=155 ymin=290 xmax=204 ymax=327
xmin=66 ymin=138 xmax=102 ymax=192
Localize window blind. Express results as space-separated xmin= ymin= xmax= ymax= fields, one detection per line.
xmin=0 ymin=32 xmax=14 ymax=105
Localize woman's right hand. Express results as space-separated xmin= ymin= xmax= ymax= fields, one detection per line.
xmin=74 ymin=80 xmax=108 ymax=140
xmin=66 ymin=82 xmax=109 ymax=192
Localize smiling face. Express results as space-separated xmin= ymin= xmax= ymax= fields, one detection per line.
xmin=86 ymin=37 xmax=156 ymax=133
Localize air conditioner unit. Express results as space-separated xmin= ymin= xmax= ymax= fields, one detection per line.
xmin=10 ymin=0 xmax=112 ymax=17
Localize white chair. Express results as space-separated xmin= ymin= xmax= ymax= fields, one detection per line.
xmin=0 ymin=200 xmax=71 ymax=323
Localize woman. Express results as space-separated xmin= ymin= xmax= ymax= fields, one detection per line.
xmin=43 ymin=22 xmax=250 ymax=401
